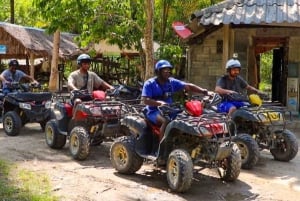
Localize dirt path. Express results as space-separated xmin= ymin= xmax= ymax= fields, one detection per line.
xmin=0 ymin=123 xmax=299 ymax=201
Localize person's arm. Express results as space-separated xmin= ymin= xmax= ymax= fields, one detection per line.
xmin=215 ymin=85 xmax=237 ymax=95
xmin=67 ymin=73 xmax=78 ymax=91
xmin=246 ymin=85 xmax=264 ymax=95
xmin=141 ymin=79 xmax=167 ymax=106
xmin=141 ymin=96 xmax=166 ymax=106
xmin=0 ymin=73 xmax=8 ymax=83
xmin=23 ymin=74 xmax=38 ymax=84
xmin=184 ymin=83 xmax=208 ymax=94
xmin=101 ymin=80 xmax=114 ymax=90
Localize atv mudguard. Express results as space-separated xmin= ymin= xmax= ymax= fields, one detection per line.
xmin=53 ymin=102 xmax=72 ymax=133
xmin=231 ymin=108 xmax=258 ymax=123
xmin=121 ymin=115 xmax=154 ymax=155
xmin=156 ymin=120 xmax=200 ymax=160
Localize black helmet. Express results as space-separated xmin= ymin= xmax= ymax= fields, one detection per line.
xmin=77 ymin=54 xmax=91 ymax=65
xmin=8 ymin=59 xmax=19 ymax=67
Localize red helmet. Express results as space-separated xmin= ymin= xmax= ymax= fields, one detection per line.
xmin=92 ymin=90 xmax=106 ymax=101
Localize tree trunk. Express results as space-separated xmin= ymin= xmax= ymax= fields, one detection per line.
xmin=10 ymin=0 xmax=14 ymax=24
xmin=48 ymin=30 xmax=60 ymax=92
xmin=144 ymin=0 xmax=154 ymax=80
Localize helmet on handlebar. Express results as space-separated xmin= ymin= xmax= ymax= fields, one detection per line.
xmin=8 ymin=59 xmax=19 ymax=67
xmin=226 ymin=59 xmax=241 ymax=70
xmin=77 ymin=54 xmax=91 ymax=65
xmin=185 ymin=100 xmax=203 ymax=117
xmin=249 ymin=94 xmax=262 ymax=106
xmin=155 ymin=60 xmax=173 ymax=71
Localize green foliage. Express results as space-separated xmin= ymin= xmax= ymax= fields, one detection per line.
xmin=0 ymin=159 xmax=59 ymax=201
xmin=155 ymin=44 xmax=182 ymax=66
xmin=259 ymin=51 xmax=272 ymax=91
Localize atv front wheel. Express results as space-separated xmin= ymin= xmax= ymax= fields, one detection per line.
xmin=69 ymin=127 xmax=90 ymax=160
xmin=110 ymin=136 xmax=143 ymax=174
xmin=166 ymin=149 xmax=193 ymax=193
xmin=270 ymin=129 xmax=298 ymax=161
xmin=45 ymin=120 xmax=66 ymax=149
xmin=233 ymin=133 xmax=260 ymax=169
xmin=218 ymin=143 xmax=241 ymax=182
xmin=40 ymin=118 xmax=50 ymax=131
xmin=3 ymin=111 xmax=22 ymax=136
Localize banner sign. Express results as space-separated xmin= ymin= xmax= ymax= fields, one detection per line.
xmin=0 ymin=45 xmax=7 ymax=54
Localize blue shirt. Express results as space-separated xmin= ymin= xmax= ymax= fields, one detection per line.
xmin=142 ymin=77 xmax=186 ymax=112
xmin=1 ymin=69 xmax=26 ymax=89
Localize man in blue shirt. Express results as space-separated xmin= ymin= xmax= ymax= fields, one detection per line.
xmin=141 ymin=59 xmax=208 ymax=141
xmin=0 ymin=59 xmax=38 ymax=95
xmin=215 ymin=58 xmax=264 ymax=116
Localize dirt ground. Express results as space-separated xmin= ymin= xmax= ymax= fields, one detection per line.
xmin=0 ymin=123 xmax=299 ymax=201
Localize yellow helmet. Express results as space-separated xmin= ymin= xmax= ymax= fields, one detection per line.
xmin=249 ymin=94 xmax=262 ymax=106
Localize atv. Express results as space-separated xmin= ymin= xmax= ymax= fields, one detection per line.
xmin=193 ymin=93 xmax=260 ymax=170
xmin=230 ymin=94 xmax=298 ymax=163
xmin=2 ymin=82 xmax=52 ymax=136
xmin=45 ymin=89 xmax=126 ymax=160
xmin=110 ymin=95 xmax=241 ymax=193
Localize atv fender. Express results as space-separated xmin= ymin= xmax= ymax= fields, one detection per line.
xmin=164 ymin=120 xmax=199 ymax=137
xmin=157 ymin=120 xmax=200 ymax=160
xmin=231 ymin=108 xmax=258 ymax=122
xmin=121 ymin=116 xmax=148 ymax=137
xmin=121 ymin=116 xmax=154 ymax=155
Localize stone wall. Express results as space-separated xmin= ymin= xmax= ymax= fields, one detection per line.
xmin=188 ymin=29 xmax=224 ymax=91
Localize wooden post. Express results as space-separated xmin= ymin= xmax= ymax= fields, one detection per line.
xmin=223 ymin=25 xmax=230 ymax=69
xmin=29 ymin=53 xmax=35 ymax=78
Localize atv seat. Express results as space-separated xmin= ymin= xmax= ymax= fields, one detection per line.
xmin=7 ymin=92 xmax=52 ymax=102
xmin=0 ymin=93 xmax=5 ymax=101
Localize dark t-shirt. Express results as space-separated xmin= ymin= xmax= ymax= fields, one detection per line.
xmin=216 ymin=75 xmax=248 ymax=95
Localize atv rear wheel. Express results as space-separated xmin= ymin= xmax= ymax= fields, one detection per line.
xmin=45 ymin=120 xmax=66 ymax=149
xmin=3 ymin=111 xmax=22 ymax=136
xmin=69 ymin=127 xmax=90 ymax=160
xmin=270 ymin=129 xmax=298 ymax=161
xmin=233 ymin=133 xmax=260 ymax=169
xmin=166 ymin=149 xmax=193 ymax=193
xmin=110 ymin=136 xmax=143 ymax=174
xmin=218 ymin=143 xmax=241 ymax=182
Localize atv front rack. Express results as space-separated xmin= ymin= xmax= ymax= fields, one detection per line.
xmin=76 ymin=100 xmax=125 ymax=120
xmin=241 ymin=105 xmax=291 ymax=128
xmin=124 ymin=103 xmax=233 ymax=138
xmin=175 ymin=112 xmax=232 ymax=138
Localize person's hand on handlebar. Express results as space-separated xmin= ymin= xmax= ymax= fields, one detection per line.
xmin=157 ymin=100 xmax=168 ymax=106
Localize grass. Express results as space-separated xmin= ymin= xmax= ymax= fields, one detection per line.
xmin=0 ymin=159 xmax=59 ymax=201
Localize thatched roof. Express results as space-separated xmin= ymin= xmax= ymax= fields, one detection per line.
xmin=0 ymin=22 xmax=80 ymax=60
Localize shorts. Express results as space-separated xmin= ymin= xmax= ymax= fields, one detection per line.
xmin=217 ymin=101 xmax=247 ymax=113
xmin=145 ymin=109 xmax=178 ymax=125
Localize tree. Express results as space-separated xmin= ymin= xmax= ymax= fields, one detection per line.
xmin=144 ymin=0 xmax=154 ymax=80
xmin=33 ymin=0 xmax=93 ymax=91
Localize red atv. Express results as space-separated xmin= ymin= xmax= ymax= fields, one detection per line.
xmin=110 ymin=93 xmax=241 ymax=193
xmin=45 ymin=89 xmax=125 ymax=160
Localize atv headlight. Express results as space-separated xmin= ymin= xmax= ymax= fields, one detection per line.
xmin=45 ymin=101 xmax=52 ymax=109
xmin=19 ymin=103 xmax=31 ymax=110
xmin=90 ymin=107 xmax=102 ymax=116
xmin=198 ymin=126 xmax=212 ymax=136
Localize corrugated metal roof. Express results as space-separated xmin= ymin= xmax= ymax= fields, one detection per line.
xmin=192 ymin=0 xmax=300 ymax=26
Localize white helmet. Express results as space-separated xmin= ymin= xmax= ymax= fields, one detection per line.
xmin=226 ymin=59 xmax=241 ymax=69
